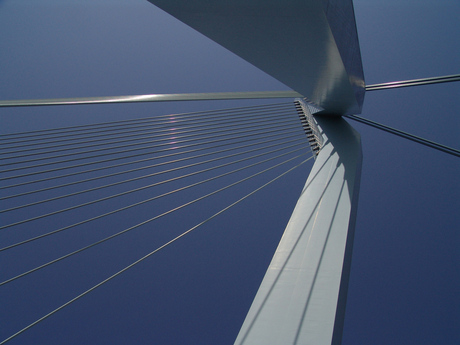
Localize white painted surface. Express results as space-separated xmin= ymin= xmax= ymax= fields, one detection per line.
xmin=146 ymin=0 xmax=364 ymax=115
xmin=234 ymin=106 xmax=362 ymax=345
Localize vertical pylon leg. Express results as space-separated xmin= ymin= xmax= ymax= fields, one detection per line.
xmin=234 ymin=105 xmax=362 ymax=345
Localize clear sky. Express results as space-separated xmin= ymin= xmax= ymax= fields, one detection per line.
xmin=0 ymin=1 xmax=459 ymax=344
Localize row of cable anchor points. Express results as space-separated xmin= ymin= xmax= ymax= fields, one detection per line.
xmin=294 ymin=102 xmax=321 ymax=156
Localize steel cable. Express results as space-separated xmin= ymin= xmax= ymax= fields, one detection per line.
xmin=0 ymin=135 xmax=304 ymax=201
xmin=0 ymin=124 xmax=302 ymax=180
xmin=0 ymin=144 xmax=310 ymax=230
xmin=0 ymin=130 xmax=298 ymax=192
xmin=0 ymin=127 xmax=303 ymax=188
xmin=0 ymin=152 xmax=312 ymax=345
xmin=0 ymin=104 xmax=295 ymax=151
xmin=1 ymin=138 xmax=305 ymax=213
xmin=0 ymin=151 xmax=313 ymax=285
xmin=0 ymin=108 xmax=296 ymax=157
xmin=0 ymin=148 xmax=312 ymax=255
xmin=0 ymin=110 xmax=297 ymax=166
xmin=344 ymin=114 xmax=460 ymax=157
xmin=0 ymin=120 xmax=300 ymax=174
xmin=0 ymin=102 xmax=293 ymax=143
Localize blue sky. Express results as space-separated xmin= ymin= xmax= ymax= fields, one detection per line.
xmin=0 ymin=1 xmax=459 ymax=344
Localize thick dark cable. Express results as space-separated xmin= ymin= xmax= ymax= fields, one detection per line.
xmin=365 ymin=74 xmax=460 ymax=91
xmin=0 ymin=111 xmax=297 ymax=166
xmin=1 ymin=138 xmax=305 ymax=213
xmin=344 ymin=114 xmax=460 ymax=157
xmin=0 ymin=127 xmax=302 ymax=188
xmin=0 ymin=144 xmax=309 ymax=230
xmin=0 ymin=152 xmax=310 ymax=345
xmin=0 ymin=108 xmax=296 ymax=156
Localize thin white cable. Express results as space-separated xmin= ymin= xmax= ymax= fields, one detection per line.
xmin=0 ymin=154 xmax=312 ymax=345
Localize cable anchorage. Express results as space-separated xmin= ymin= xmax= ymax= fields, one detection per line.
xmin=294 ymin=99 xmax=323 ymax=157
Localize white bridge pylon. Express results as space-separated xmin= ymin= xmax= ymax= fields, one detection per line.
xmin=235 ymin=101 xmax=362 ymax=344
xmin=145 ymin=1 xmax=365 ymax=343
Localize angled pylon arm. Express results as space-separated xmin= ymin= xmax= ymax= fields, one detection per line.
xmin=234 ymin=102 xmax=362 ymax=345
xmin=146 ymin=0 xmax=365 ymax=115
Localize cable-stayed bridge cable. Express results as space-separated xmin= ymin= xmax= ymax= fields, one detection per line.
xmin=0 ymin=150 xmax=313 ymax=278
xmin=0 ymin=108 xmax=296 ymax=156
xmin=0 ymin=111 xmax=297 ymax=166
xmin=0 ymin=121 xmax=301 ymax=174
xmin=0 ymin=153 xmax=312 ymax=345
xmin=1 ymin=135 xmax=304 ymax=200
xmin=365 ymin=74 xmax=460 ymax=91
xmin=0 ymin=144 xmax=310 ymax=230
xmin=0 ymin=127 xmax=302 ymax=188
xmin=344 ymin=114 xmax=460 ymax=157
xmin=0 ymin=103 xmax=295 ymax=149
xmin=0 ymin=101 xmax=294 ymax=142
xmin=1 ymin=148 xmax=312 ymax=254
xmin=0 ymin=124 xmax=302 ymax=180
xmin=1 ymin=138 xmax=306 ymax=213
